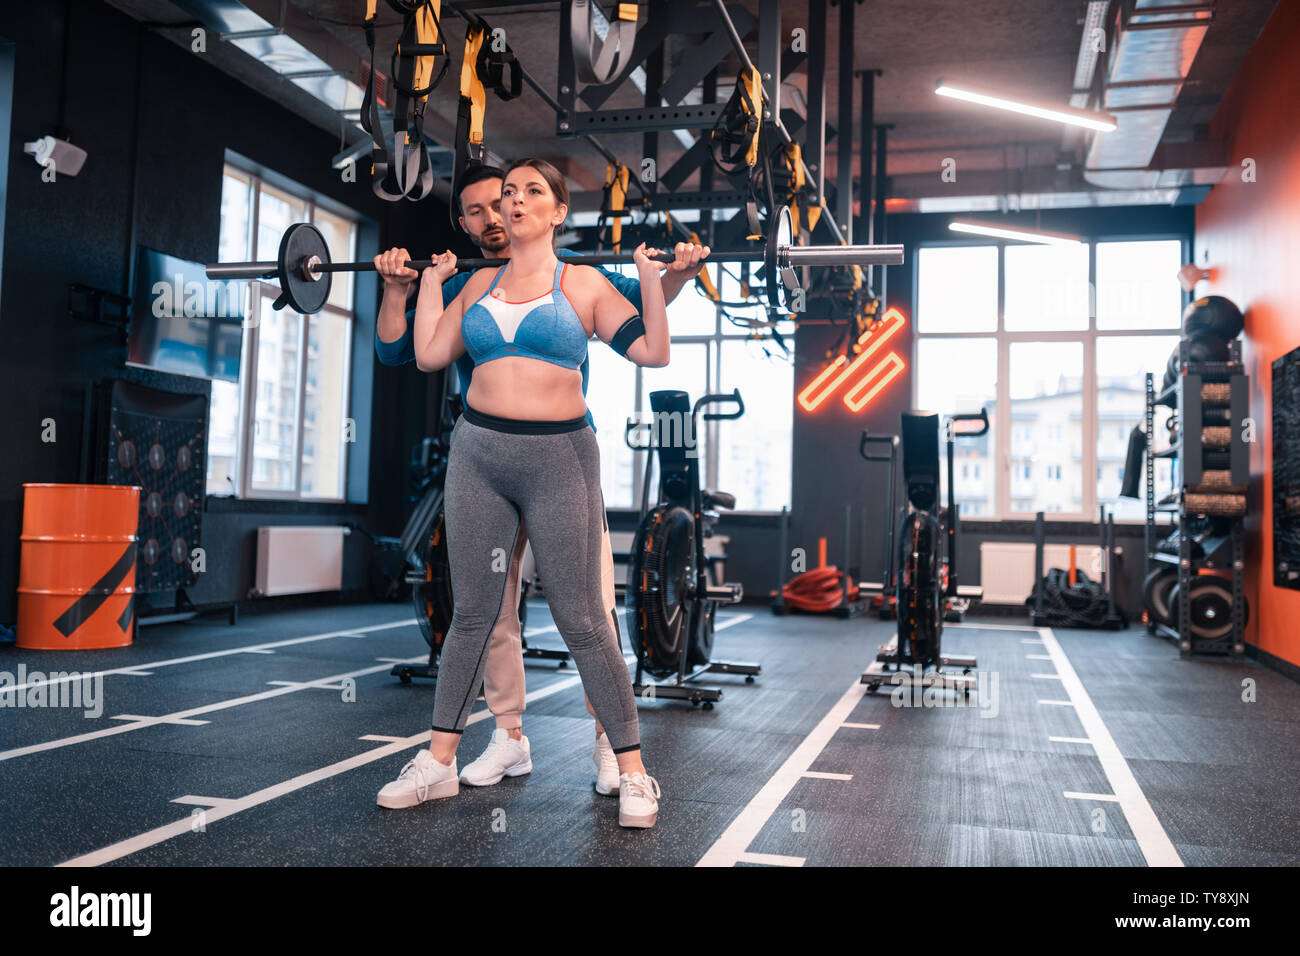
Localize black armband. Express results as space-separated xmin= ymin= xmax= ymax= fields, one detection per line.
xmin=610 ymin=315 xmax=646 ymax=357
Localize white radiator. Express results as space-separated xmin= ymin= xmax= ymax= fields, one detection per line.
xmin=979 ymin=542 xmax=1107 ymax=605
xmin=254 ymin=526 xmax=349 ymax=597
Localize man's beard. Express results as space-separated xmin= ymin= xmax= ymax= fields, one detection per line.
xmin=475 ymin=226 xmax=509 ymax=252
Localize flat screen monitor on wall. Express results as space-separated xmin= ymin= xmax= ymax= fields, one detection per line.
xmin=128 ymin=246 xmax=243 ymax=383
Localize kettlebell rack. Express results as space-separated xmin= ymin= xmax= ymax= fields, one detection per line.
xmin=1143 ymin=338 xmax=1249 ymax=658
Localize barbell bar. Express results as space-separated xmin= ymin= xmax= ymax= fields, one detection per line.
xmin=204 ymin=206 xmax=904 ymax=315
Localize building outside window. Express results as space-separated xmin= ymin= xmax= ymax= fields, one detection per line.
xmin=915 ymin=236 xmax=1182 ymax=521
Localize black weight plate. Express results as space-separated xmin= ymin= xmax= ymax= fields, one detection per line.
xmin=1142 ymin=567 xmax=1178 ymax=626
xmin=276 ymin=222 xmax=331 ymax=314
xmin=413 ymin=509 xmax=454 ymax=653
xmin=1169 ymin=576 xmax=1249 ymax=640
xmin=764 ymin=205 xmax=794 ymax=312
xmin=632 ymin=505 xmax=694 ymax=678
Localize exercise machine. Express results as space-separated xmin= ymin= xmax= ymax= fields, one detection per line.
xmin=625 ymin=389 xmax=760 ymax=708
xmin=858 ymin=432 xmax=900 ymax=620
xmin=1028 ymin=508 xmax=1127 ymax=629
xmin=861 ymin=409 xmax=987 ymax=698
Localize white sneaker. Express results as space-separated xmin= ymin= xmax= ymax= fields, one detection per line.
xmin=460 ymin=728 xmax=533 ymax=786
xmin=593 ymin=732 xmax=620 ymax=796
xmin=376 ymin=750 xmax=458 ymax=808
xmin=618 ymin=772 xmax=661 ymax=828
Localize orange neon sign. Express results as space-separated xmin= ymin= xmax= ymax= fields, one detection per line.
xmin=797 ymin=307 xmax=907 ymax=412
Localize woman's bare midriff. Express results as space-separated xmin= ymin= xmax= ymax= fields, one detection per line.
xmin=464 ymin=356 xmax=588 ymax=421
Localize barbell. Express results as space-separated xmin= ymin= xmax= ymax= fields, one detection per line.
xmin=204 ymin=206 xmax=904 ymax=315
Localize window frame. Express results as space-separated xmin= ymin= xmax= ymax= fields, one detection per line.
xmin=213 ymin=163 xmax=358 ymax=503
xmin=609 ymin=261 xmax=794 ymax=515
xmin=912 ymin=231 xmax=1190 ymax=523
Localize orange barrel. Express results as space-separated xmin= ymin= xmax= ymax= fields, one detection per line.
xmin=17 ymin=483 xmax=141 ymax=650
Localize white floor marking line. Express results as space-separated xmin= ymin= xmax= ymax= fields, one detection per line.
xmin=1049 ymin=736 xmax=1092 ymax=745
xmin=523 ymin=625 xmax=559 ymax=638
xmin=358 ymin=735 xmax=406 ymax=742
xmin=170 ymin=796 xmax=239 ymax=808
xmin=948 ymin=622 xmax=1037 ymax=632
xmin=1038 ymin=699 xmax=1074 ymax=706
xmin=58 ymin=670 xmax=588 ymax=867
xmin=1031 ymin=673 xmax=1063 ymax=680
xmin=0 ymin=656 xmax=429 ymax=763
xmin=1037 ymin=626 xmax=1183 ymax=867
xmin=712 ymin=613 xmax=754 ymax=632
xmin=696 ymin=677 xmax=867 ymax=868
xmin=1065 ymin=791 xmax=1119 ymax=803
xmin=840 ymin=722 xmax=879 ymax=730
xmin=0 ymin=617 xmax=417 ymax=695
xmin=802 ymin=771 xmax=852 ymax=781
xmin=1026 ymin=654 xmax=1052 ymax=660
xmin=738 ymin=852 xmax=805 ymax=867
xmin=110 ymin=715 xmax=209 ymax=726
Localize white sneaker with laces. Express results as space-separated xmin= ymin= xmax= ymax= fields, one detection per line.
xmin=593 ymin=732 xmax=620 ymax=796
xmin=460 ymin=728 xmax=533 ymax=786
xmin=618 ymin=772 xmax=661 ymax=828
xmin=376 ymin=749 xmax=458 ymax=808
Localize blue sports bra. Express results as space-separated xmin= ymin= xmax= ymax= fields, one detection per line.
xmin=461 ymin=261 xmax=589 ymax=370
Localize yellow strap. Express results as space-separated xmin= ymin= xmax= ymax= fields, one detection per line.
xmin=781 ymin=143 xmax=807 ymax=237
xmin=604 ymin=162 xmax=630 ymax=250
xmin=739 ymin=68 xmax=763 ymax=168
xmin=460 ymin=26 xmax=487 ymax=145
xmin=410 ymin=0 xmax=443 ymax=104
xmin=682 ymin=228 xmax=721 ymax=302
xmin=366 ymin=0 xmax=377 ymax=21
xmin=696 ymin=265 xmax=720 ymax=302
xmin=617 ymin=3 xmax=639 ymax=21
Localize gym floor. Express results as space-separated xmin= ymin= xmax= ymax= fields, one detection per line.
xmin=2 ymin=603 xmax=1294 ymax=867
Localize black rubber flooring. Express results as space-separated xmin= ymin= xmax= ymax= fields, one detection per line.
xmin=0 ymin=601 xmax=1296 ymax=866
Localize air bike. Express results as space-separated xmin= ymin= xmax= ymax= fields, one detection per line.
xmin=860 ymin=409 xmax=988 ymax=699
xmin=624 ymin=389 xmax=760 ymax=708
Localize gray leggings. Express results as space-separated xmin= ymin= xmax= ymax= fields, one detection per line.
xmin=431 ymin=407 xmax=641 ymax=753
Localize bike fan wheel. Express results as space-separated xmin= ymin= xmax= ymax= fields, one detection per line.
xmin=632 ymin=505 xmax=695 ymax=678
xmin=412 ymin=510 xmax=454 ymax=654
xmin=897 ymin=511 xmax=943 ymax=666
xmin=687 ymin=595 xmax=716 ymax=669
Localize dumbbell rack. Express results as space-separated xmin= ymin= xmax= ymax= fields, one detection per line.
xmin=1143 ymin=338 xmax=1249 ymax=658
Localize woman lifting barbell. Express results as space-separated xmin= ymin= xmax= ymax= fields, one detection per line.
xmin=375 ymin=157 xmax=670 ymax=828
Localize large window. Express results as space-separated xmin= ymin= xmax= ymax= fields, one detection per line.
xmin=588 ymin=262 xmax=794 ymax=513
xmin=207 ymin=166 xmax=358 ymax=500
xmin=915 ymin=236 xmax=1184 ymax=520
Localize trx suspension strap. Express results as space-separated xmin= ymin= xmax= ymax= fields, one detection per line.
xmin=361 ymin=0 xmax=449 ymax=202
xmin=450 ymin=15 xmax=521 ymax=230
xmin=570 ymin=0 xmax=642 ymax=85
xmin=598 ymin=161 xmax=631 ymax=251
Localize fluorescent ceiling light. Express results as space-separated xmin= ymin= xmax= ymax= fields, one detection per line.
xmin=936 ymin=79 xmax=1117 ymax=132
xmin=949 ymin=220 xmax=1083 ymax=245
